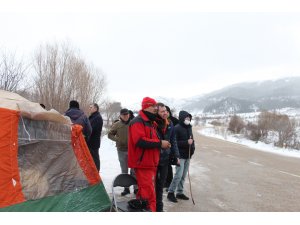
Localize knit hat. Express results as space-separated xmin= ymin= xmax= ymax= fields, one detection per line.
xmin=69 ymin=100 xmax=79 ymax=109
xmin=141 ymin=97 xmax=157 ymax=110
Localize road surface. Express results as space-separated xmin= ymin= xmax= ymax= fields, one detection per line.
xmin=164 ymin=130 xmax=300 ymax=212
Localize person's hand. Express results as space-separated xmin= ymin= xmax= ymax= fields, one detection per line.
xmin=188 ymin=139 xmax=193 ymax=145
xmin=161 ymin=140 xmax=171 ymax=149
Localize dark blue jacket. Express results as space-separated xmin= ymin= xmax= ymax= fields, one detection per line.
xmin=65 ymin=107 xmax=92 ymax=141
xmin=156 ymin=119 xmax=180 ymax=166
xmin=175 ymin=110 xmax=195 ymax=159
xmin=87 ymin=111 xmax=103 ymax=150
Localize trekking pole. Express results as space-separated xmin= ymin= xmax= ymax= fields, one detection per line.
xmin=188 ymin=136 xmax=195 ymax=205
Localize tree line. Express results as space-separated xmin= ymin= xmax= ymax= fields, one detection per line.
xmin=0 ymin=41 xmax=120 ymax=122
xmin=226 ymin=112 xmax=299 ymax=150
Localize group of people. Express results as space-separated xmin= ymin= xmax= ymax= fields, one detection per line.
xmin=65 ymin=100 xmax=103 ymax=172
xmin=109 ymin=97 xmax=195 ymax=212
xmin=63 ymin=97 xmax=195 ymax=212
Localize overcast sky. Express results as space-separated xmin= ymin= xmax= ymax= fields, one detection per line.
xmin=1 ymin=1 xmax=300 ymax=107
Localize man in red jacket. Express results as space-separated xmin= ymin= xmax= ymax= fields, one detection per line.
xmin=128 ymin=97 xmax=171 ymax=212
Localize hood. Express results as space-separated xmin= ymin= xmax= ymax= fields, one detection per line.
xmin=178 ymin=110 xmax=192 ymax=123
xmin=65 ymin=108 xmax=85 ymax=121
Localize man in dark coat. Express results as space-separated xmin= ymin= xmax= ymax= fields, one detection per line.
xmin=87 ymin=103 xmax=103 ymax=172
xmin=65 ymin=100 xmax=92 ymax=142
xmin=155 ymin=103 xmax=180 ymax=212
xmin=167 ymin=110 xmax=195 ymax=202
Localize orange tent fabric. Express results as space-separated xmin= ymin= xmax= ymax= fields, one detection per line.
xmin=71 ymin=125 xmax=101 ymax=185
xmin=0 ymin=108 xmax=25 ymax=208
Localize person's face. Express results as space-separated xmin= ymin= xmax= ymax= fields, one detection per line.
xmin=120 ymin=113 xmax=130 ymax=121
xmin=166 ymin=110 xmax=170 ymax=118
xmin=144 ymin=104 xmax=158 ymax=114
xmin=158 ymin=106 xmax=168 ymax=120
xmin=89 ymin=105 xmax=97 ymax=114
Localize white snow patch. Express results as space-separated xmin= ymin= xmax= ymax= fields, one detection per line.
xmin=99 ymin=135 xmax=120 ymax=194
xmin=198 ymin=127 xmax=300 ymax=159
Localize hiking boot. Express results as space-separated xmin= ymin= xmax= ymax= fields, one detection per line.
xmin=167 ymin=192 xmax=178 ymax=203
xmin=176 ymin=193 xmax=189 ymax=200
xmin=121 ymin=188 xmax=130 ymax=196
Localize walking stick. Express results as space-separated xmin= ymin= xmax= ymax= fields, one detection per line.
xmin=188 ymin=136 xmax=195 ymax=205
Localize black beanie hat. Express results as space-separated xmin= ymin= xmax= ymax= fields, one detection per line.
xmin=69 ymin=100 xmax=79 ymax=109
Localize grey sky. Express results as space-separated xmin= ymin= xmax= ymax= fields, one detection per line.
xmin=1 ymin=1 xmax=300 ymax=107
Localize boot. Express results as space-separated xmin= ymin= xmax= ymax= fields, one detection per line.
xmin=176 ymin=193 xmax=189 ymax=200
xmin=167 ymin=192 xmax=178 ymax=203
xmin=121 ymin=187 xmax=130 ymax=196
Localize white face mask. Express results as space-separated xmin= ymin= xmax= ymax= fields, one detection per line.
xmin=184 ymin=119 xmax=191 ymax=125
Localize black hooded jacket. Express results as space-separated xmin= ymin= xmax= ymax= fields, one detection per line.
xmin=174 ymin=110 xmax=195 ymax=159
xmin=65 ymin=107 xmax=92 ymax=141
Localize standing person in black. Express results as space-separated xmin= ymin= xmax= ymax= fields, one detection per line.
xmin=155 ymin=103 xmax=180 ymax=212
xmin=164 ymin=105 xmax=179 ymax=191
xmin=87 ymin=103 xmax=103 ymax=172
xmin=167 ymin=110 xmax=195 ymax=202
xmin=65 ymin=100 xmax=92 ymax=142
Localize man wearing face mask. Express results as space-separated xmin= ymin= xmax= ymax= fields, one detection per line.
xmin=128 ymin=97 xmax=171 ymax=212
xmin=167 ymin=110 xmax=195 ymax=203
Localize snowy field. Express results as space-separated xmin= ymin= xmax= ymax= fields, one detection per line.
xmin=198 ymin=125 xmax=300 ymax=159
xmin=99 ymin=135 xmax=120 ymax=194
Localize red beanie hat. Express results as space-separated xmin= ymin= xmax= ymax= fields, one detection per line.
xmin=141 ymin=97 xmax=157 ymax=110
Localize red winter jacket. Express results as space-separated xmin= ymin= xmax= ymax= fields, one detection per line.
xmin=128 ymin=110 xmax=161 ymax=169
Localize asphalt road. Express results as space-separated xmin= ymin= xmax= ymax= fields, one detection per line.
xmin=164 ymin=129 xmax=300 ymax=212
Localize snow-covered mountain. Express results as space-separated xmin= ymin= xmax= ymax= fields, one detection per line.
xmin=181 ymin=77 xmax=300 ymax=114
xmin=124 ymin=77 xmax=300 ymax=115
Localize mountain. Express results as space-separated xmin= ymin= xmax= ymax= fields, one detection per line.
xmin=181 ymin=77 xmax=300 ymax=114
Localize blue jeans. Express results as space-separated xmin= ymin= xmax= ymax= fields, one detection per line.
xmin=168 ymin=158 xmax=190 ymax=194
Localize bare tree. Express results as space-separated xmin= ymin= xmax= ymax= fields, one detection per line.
xmin=0 ymin=50 xmax=29 ymax=92
xmin=32 ymin=42 xmax=106 ymax=113
xmin=228 ymin=115 xmax=245 ymax=134
xmin=245 ymin=122 xmax=261 ymax=142
xmin=102 ymin=100 xmax=122 ymax=128
xmin=257 ymin=111 xmax=297 ymax=148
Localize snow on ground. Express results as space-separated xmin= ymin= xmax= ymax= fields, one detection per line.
xmin=99 ymin=135 xmax=121 ymax=194
xmin=198 ymin=126 xmax=300 ymax=159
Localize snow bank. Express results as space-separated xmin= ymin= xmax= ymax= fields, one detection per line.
xmin=198 ymin=127 xmax=300 ymax=159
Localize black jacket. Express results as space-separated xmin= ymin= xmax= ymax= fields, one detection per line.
xmin=156 ymin=118 xmax=180 ymax=166
xmin=65 ymin=107 xmax=92 ymax=141
xmin=87 ymin=111 xmax=103 ymax=150
xmin=175 ymin=110 xmax=195 ymax=159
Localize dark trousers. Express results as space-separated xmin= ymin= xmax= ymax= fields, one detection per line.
xmin=155 ymin=163 xmax=169 ymax=212
xmin=165 ymin=163 xmax=173 ymax=188
xmin=89 ymin=148 xmax=100 ymax=171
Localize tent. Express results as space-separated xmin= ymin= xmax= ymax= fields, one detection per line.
xmin=0 ymin=90 xmax=111 ymax=211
